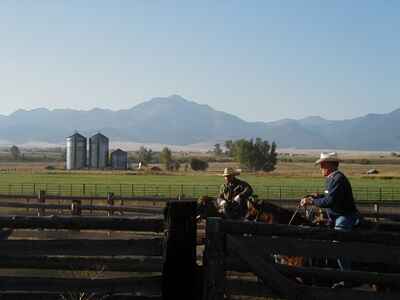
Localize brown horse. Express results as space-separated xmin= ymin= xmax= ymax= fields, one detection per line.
xmin=245 ymin=199 xmax=318 ymax=268
xmin=197 ymin=196 xmax=314 ymax=269
xmin=246 ymin=199 xmax=311 ymax=225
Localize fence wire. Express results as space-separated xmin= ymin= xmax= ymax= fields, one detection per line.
xmin=0 ymin=183 xmax=398 ymax=201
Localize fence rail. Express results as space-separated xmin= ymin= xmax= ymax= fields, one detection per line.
xmin=203 ymin=218 xmax=400 ymax=300
xmin=0 ymin=200 xmax=199 ymax=300
xmin=1 ymin=183 xmax=400 ymax=201
xmin=2 ymin=192 xmax=400 ymax=222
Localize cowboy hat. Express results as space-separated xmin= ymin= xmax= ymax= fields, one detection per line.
xmin=221 ymin=167 xmax=241 ymax=176
xmin=315 ymin=152 xmax=340 ymax=165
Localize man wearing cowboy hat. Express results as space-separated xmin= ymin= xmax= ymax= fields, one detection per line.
xmin=217 ymin=167 xmax=253 ymax=220
xmin=300 ymin=152 xmax=360 ymax=283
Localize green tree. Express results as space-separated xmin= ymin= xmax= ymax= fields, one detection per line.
xmin=10 ymin=145 xmax=21 ymax=160
xmin=137 ymin=146 xmax=153 ymax=166
xmin=190 ymin=158 xmax=209 ymax=171
xmin=170 ymin=160 xmax=181 ymax=171
xmin=232 ymin=138 xmax=277 ymax=172
xmin=213 ymin=143 xmax=223 ymax=156
xmin=160 ymin=147 xmax=173 ymax=170
xmin=224 ymin=140 xmax=234 ymax=156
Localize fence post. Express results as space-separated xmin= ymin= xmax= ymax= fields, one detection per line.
xmin=163 ymin=200 xmax=198 ymax=300
xmin=202 ymin=217 xmax=225 ymax=300
xmin=374 ymin=203 xmax=380 ymax=222
xmin=71 ymin=199 xmax=82 ymax=216
xmin=37 ymin=190 xmax=46 ymax=216
xmin=107 ymin=192 xmax=114 ymax=216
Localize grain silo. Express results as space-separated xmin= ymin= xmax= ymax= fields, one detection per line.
xmin=89 ymin=133 xmax=109 ymax=169
xmin=111 ymin=149 xmax=128 ymax=170
xmin=66 ymin=132 xmax=87 ymax=170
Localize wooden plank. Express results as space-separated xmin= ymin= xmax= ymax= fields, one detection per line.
xmin=226 ymin=256 xmax=400 ymax=286
xmin=0 ymin=239 xmax=163 ymax=256
xmin=0 ymin=293 xmax=162 ymax=300
xmin=226 ymin=234 xmax=302 ymax=299
xmin=227 ymin=235 xmax=400 ymax=265
xmin=108 ymin=296 xmax=162 ymax=300
xmin=0 ymin=256 xmax=163 ymax=272
xmin=303 ymin=285 xmax=400 ymax=300
xmin=226 ymin=277 xmax=400 ymax=300
xmin=225 ymin=278 xmax=277 ymax=297
xmin=47 ymin=195 xmax=179 ymax=203
xmin=202 ymin=218 xmax=226 ymax=300
xmin=0 ymin=202 xmax=163 ymax=215
xmin=0 ymin=215 xmax=164 ymax=232
xmin=0 ymin=194 xmax=178 ymax=202
xmin=162 ymin=200 xmax=198 ymax=300
xmin=0 ymin=201 xmax=70 ymax=210
xmin=219 ymin=220 xmax=400 ymax=245
xmin=0 ymin=276 xmax=162 ymax=293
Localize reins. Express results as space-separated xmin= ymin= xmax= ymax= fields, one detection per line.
xmin=288 ymin=204 xmax=302 ymax=225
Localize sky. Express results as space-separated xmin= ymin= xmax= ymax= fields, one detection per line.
xmin=0 ymin=1 xmax=399 ymax=122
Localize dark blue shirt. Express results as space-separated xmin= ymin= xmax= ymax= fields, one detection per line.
xmin=313 ymin=171 xmax=358 ymax=219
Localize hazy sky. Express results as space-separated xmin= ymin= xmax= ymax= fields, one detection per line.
xmin=0 ymin=1 xmax=399 ymax=122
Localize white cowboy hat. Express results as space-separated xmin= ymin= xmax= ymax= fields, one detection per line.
xmin=221 ymin=167 xmax=241 ymax=176
xmin=315 ymin=152 xmax=341 ymax=165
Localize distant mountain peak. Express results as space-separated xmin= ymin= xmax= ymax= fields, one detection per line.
xmin=167 ymin=94 xmax=186 ymax=100
xmin=300 ymin=116 xmax=326 ymax=122
xmin=0 ymin=96 xmax=399 ymax=150
xmin=10 ymin=108 xmax=49 ymax=116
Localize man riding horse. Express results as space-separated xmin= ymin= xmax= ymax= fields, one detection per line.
xmin=300 ymin=152 xmax=361 ymax=288
xmin=217 ymin=167 xmax=253 ymax=220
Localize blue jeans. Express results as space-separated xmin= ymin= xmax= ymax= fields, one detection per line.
xmin=334 ymin=214 xmax=359 ymax=271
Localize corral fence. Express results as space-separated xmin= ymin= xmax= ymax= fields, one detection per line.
xmin=202 ymin=217 xmax=400 ymax=300
xmin=1 ymin=183 xmax=400 ymax=201
xmin=1 ymin=192 xmax=400 ymax=222
xmin=2 ymin=198 xmax=400 ymax=299
xmin=0 ymin=200 xmax=199 ymax=300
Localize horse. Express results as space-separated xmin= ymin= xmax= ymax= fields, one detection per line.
xmin=197 ymin=196 xmax=314 ymax=271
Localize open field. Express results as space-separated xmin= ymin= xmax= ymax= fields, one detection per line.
xmin=1 ymin=160 xmax=400 ymax=185
xmin=1 ymin=161 xmax=400 ymax=201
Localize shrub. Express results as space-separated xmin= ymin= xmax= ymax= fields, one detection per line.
xmin=190 ymin=158 xmax=209 ymax=171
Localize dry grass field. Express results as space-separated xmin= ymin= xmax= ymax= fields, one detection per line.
xmin=0 ymin=151 xmax=399 ymax=202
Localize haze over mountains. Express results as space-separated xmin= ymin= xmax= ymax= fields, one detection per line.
xmin=0 ymin=95 xmax=399 ymax=151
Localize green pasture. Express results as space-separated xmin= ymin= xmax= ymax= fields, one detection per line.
xmin=0 ymin=171 xmax=399 ymax=201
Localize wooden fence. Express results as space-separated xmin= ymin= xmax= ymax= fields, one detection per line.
xmin=2 ymin=193 xmax=400 ymax=222
xmin=1 ymin=183 xmax=400 ymax=201
xmin=0 ymin=200 xmax=198 ymax=300
xmin=202 ymin=218 xmax=400 ymax=300
xmin=0 ymin=192 xmax=168 ymax=216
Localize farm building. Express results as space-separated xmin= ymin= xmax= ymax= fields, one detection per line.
xmin=111 ymin=149 xmax=128 ymax=170
xmin=89 ymin=133 xmax=109 ymax=169
xmin=66 ymin=132 xmax=87 ymax=170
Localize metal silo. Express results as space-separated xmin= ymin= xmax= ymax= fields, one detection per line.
xmin=66 ymin=132 xmax=87 ymax=170
xmin=111 ymin=149 xmax=128 ymax=170
xmin=89 ymin=133 xmax=109 ymax=169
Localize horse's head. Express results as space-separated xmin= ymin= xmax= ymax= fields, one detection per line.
xmin=197 ymin=196 xmax=221 ymax=220
xmin=250 ymin=201 xmax=310 ymax=225
xmin=246 ymin=198 xmax=274 ymax=223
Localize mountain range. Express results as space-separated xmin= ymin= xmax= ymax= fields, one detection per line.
xmin=0 ymin=95 xmax=399 ymax=151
